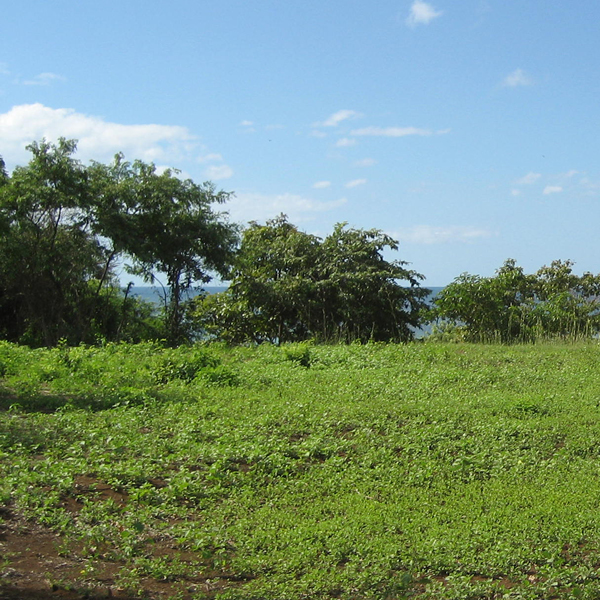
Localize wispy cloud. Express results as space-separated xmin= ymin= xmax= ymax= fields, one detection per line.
xmin=406 ymin=1 xmax=443 ymax=27
xmin=23 ymin=72 xmax=66 ymax=86
xmin=336 ymin=137 xmax=357 ymax=147
xmin=515 ymin=172 xmax=541 ymax=185
xmin=313 ymin=109 xmax=362 ymax=130
xmin=322 ymin=109 xmax=362 ymax=127
xmin=228 ymin=192 xmax=347 ymax=224
xmin=394 ymin=225 xmax=494 ymax=245
xmin=197 ymin=153 xmax=223 ymax=163
xmin=354 ymin=158 xmax=377 ymax=167
xmin=580 ymin=177 xmax=600 ymax=195
xmin=502 ymin=68 xmax=532 ymax=88
xmin=345 ymin=178 xmax=367 ymax=188
xmin=313 ymin=181 xmax=331 ymax=189
xmin=0 ymin=62 xmax=9 ymax=76
xmin=0 ymin=103 xmax=199 ymax=167
xmin=205 ymin=164 xmax=233 ymax=180
xmin=543 ymin=185 xmax=563 ymax=195
xmin=350 ymin=126 xmax=434 ymax=137
xmin=239 ymin=120 xmax=256 ymax=133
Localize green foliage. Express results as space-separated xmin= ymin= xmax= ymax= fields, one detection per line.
xmin=282 ymin=342 xmax=312 ymax=367
xmin=0 ymin=139 xmax=239 ymax=347
xmin=151 ymin=347 xmax=220 ymax=384
xmin=192 ymin=215 xmax=429 ymax=344
xmin=4 ymin=342 xmax=600 ymax=598
xmin=430 ymin=258 xmax=600 ymax=342
xmin=91 ymin=156 xmax=239 ymax=346
xmin=0 ymin=341 xmax=237 ymax=412
xmin=0 ymin=139 xmax=115 ymax=345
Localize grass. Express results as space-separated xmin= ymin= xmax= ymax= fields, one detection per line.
xmin=2 ymin=341 xmax=600 ymax=598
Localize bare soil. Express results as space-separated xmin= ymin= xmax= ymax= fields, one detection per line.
xmin=0 ymin=502 xmax=230 ymax=600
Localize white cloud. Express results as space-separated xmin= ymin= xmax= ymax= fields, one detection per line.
xmin=239 ymin=120 xmax=256 ymax=133
xmin=197 ymin=153 xmax=223 ymax=163
xmin=393 ymin=225 xmax=494 ymax=245
xmin=205 ymin=164 xmax=234 ymax=180
xmin=310 ymin=130 xmax=327 ymax=138
xmin=0 ymin=63 xmax=9 ymax=76
xmin=345 ymin=178 xmax=367 ymax=188
xmin=228 ymin=192 xmax=347 ymax=224
xmin=543 ymin=185 xmax=563 ymax=195
xmin=336 ymin=137 xmax=357 ymax=147
xmin=511 ymin=189 xmax=522 ymax=196
xmin=564 ymin=169 xmax=579 ymax=178
xmin=315 ymin=109 xmax=362 ymax=128
xmin=313 ymin=181 xmax=331 ymax=189
xmin=502 ymin=68 xmax=532 ymax=87
xmin=350 ymin=126 xmax=433 ymax=137
xmin=0 ymin=103 xmax=199 ymax=167
xmin=580 ymin=178 xmax=600 ymax=195
xmin=354 ymin=158 xmax=377 ymax=167
xmin=406 ymin=1 xmax=443 ymax=27
xmin=23 ymin=72 xmax=66 ymax=86
xmin=515 ymin=172 xmax=541 ymax=185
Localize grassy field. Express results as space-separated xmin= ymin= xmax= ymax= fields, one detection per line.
xmin=2 ymin=341 xmax=600 ymax=599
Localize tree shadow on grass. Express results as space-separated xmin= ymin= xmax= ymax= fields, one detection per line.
xmin=0 ymin=387 xmax=92 ymax=413
xmin=0 ymin=386 xmax=136 ymax=413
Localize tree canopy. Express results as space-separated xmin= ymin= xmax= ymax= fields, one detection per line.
xmin=90 ymin=155 xmax=239 ymax=345
xmin=0 ymin=139 xmax=238 ymax=346
xmin=192 ymin=215 xmax=430 ymax=344
xmin=430 ymin=259 xmax=600 ymax=342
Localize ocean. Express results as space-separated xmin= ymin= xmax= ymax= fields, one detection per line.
xmin=128 ymin=285 xmax=444 ymax=305
xmin=127 ymin=285 xmax=228 ymax=304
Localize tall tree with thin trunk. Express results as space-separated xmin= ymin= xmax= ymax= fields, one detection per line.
xmin=91 ymin=155 xmax=239 ymax=345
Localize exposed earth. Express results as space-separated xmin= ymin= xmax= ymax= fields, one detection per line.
xmin=0 ymin=503 xmax=219 ymax=600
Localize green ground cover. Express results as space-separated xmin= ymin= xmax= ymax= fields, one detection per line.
xmin=2 ymin=341 xmax=600 ymax=599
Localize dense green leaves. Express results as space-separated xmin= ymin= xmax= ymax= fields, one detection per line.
xmin=0 ymin=139 xmax=116 ymax=345
xmin=431 ymin=259 xmax=600 ymax=342
xmin=193 ymin=215 xmax=429 ymax=344
xmin=91 ymin=156 xmax=239 ymax=345
xmin=0 ymin=139 xmax=238 ymax=346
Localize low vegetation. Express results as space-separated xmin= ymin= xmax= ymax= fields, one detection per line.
xmin=430 ymin=259 xmax=600 ymax=343
xmin=3 ymin=341 xmax=600 ymax=599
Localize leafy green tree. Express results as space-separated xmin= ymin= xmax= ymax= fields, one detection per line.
xmin=431 ymin=259 xmax=600 ymax=342
xmin=192 ymin=215 xmax=429 ymax=344
xmin=0 ymin=139 xmax=117 ymax=345
xmin=226 ymin=215 xmax=320 ymax=343
xmin=528 ymin=260 xmax=600 ymax=338
xmin=90 ymin=156 xmax=239 ymax=345
xmin=317 ymin=223 xmax=429 ymax=342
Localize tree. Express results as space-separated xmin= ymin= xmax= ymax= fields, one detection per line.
xmin=0 ymin=139 xmax=117 ymax=345
xmin=317 ymin=223 xmax=429 ymax=342
xmin=192 ymin=216 xmax=429 ymax=344
xmin=91 ymin=156 xmax=239 ymax=345
xmin=430 ymin=259 xmax=600 ymax=342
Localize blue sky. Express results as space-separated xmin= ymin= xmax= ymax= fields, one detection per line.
xmin=1 ymin=0 xmax=599 ymax=286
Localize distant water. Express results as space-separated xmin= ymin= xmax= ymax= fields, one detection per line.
xmin=426 ymin=286 xmax=444 ymax=302
xmin=127 ymin=284 xmax=444 ymax=338
xmin=128 ymin=285 xmax=444 ymax=306
xmin=127 ymin=285 xmax=228 ymax=304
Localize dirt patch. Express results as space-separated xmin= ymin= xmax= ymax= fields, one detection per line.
xmin=0 ymin=505 xmax=246 ymax=599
